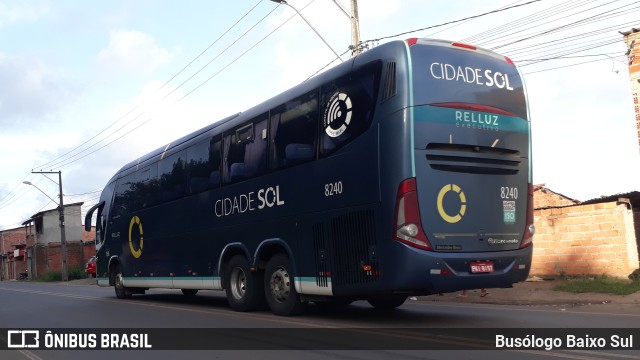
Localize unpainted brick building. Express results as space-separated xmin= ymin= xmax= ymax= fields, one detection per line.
xmin=532 ymin=186 xmax=640 ymax=278
xmin=1 ymin=203 xmax=96 ymax=280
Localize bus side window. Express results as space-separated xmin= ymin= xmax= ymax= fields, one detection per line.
xmin=158 ymin=150 xmax=186 ymax=203
xmin=209 ymin=136 xmax=222 ymax=188
xmin=186 ymin=138 xmax=213 ymax=194
xmin=136 ymin=163 xmax=158 ymax=208
xmin=320 ymin=62 xmax=381 ymax=155
xmin=113 ymin=172 xmax=136 ymax=218
xmin=269 ymin=90 xmax=318 ymax=169
xmin=223 ymin=114 xmax=268 ymax=184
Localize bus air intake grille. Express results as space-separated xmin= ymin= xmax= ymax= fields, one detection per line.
xmin=425 ymin=143 xmax=521 ymax=175
xmin=382 ymin=62 xmax=397 ymax=101
xmin=330 ymin=209 xmax=379 ymax=286
xmin=312 ymin=223 xmax=329 ymax=288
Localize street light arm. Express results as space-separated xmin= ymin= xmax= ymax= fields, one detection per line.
xmin=23 ymin=181 xmax=59 ymax=205
xmin=29 ymin=170 xmax=68 ymax=281
xmin=331 ymin=0 xmax=352 ymax=20
xmin=270 ymin=0 xmax=343 ymax=62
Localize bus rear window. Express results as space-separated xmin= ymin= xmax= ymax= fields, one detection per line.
xmin=411 ymin=46 xmax=527 ymax=120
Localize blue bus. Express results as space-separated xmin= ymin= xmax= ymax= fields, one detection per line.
xmin=85 ymin=38 xmax=533 ymax=316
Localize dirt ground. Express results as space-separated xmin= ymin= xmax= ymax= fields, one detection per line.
xmin=419 ymin=276 xmax=640 ymax=308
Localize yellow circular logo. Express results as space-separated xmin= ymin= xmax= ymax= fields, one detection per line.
xmin=128 ymin=216 xmax=144 ymax=258
xmin=436 ymin=184 xmax=467 ymax=223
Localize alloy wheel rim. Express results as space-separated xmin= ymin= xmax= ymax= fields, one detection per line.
xmin=270 ymin=266 xmax=290 ymax=303
xmin=230 ymin=267 xmax=246 ymax=300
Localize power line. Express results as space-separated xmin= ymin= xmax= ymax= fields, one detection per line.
xmin=523 ymin=56 xmax=612 ymax=74
xmin=0 ymin=1 xmax=273 ymax=213
xmin=364 ymin=0 xmax=542 ymax=44
xmin=491 ymin=1 xmax=639 ymax=50
xmin=34 ymin=0 xmax=265 ymax=171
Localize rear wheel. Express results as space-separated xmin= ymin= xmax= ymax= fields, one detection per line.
xmin=181 ymin=289 xmax=198 ymax=296
xmin=113 ymin=266 xmax=132 ymax=299
xmin=224 ymin=255 xmax=265 ymax=311
xmin=264 ymin=254 xmax=306 ymax=316
xmin=367 ymin=295 xmax=407 ymax=310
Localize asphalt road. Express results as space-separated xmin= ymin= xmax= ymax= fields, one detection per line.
xmin=0 ymin=281 xmax=638 ymax=360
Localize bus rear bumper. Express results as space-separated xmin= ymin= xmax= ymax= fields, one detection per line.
xmin=391 ymin=244 xmax=533 ymax=295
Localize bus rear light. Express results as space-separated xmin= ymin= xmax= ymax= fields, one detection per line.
xmin=519 ymin=183 xmax=535 ymax=249
xmin=406 ymin=38 xmax=418 ymax=47
xmin=452 ymin=42 xmax=476 ymax=50
xmin=505 ymin=56 xmax=515 ymax=65
xmin=429 ymin=269 xmax=451 ymax=275
xmin=394 ymin=178 xmax=432 ymax=251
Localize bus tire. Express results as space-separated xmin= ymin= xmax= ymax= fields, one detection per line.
xmin=181 ymin=289 xmax=198 ymax=296
xmin=264 ymin=254 xmax=306 ymax=316
xmin=224 ymin=255 xmax=264 ymax=312
xmin=113 ymin=266 xmax=132 ymax=299
xmin=367 ymin=295 xmax=407 ymax=310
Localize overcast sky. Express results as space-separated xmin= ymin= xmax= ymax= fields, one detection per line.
xmin=0 ymin=0 xmax=638 ymax=230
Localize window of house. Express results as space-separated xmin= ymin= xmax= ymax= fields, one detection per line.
xmin=320 ymin=62 xmax=381 ymax=155
xmin=223 ymin=114 xmax=268 ymax=184
xmin=269 ymin=90 xmax=318 ymax=169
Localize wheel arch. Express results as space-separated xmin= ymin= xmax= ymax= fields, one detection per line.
xmin=253 ymin=238 xmax=296 ymax=275
xmin=218 ymin=243 xmax=252 ymax=288
xmin=107 ymin=255 xmax=121 ymax=286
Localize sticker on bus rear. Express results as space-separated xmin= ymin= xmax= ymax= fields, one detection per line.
xmin=503 ymin=201 xmax=516 ymax=223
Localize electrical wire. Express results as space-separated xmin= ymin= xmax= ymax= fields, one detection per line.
xmin=34 ymin=0 xmax=264 ymax=171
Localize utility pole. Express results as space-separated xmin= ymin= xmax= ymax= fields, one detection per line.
xmin=621 ymin=28 xmax=640 ymax=153
xmin=350 ymin=0 xmax=361 ymax=55
xmin=31 ymin=171 xmax=67 ymax=281
xmin=331 ymin=0 xmax=362 ymax=55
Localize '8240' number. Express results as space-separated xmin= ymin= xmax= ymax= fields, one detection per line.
xmin=325 ymin=181 xmax=343 ymax=197
xmin=501 ymin=186 xmax=518 ymax=199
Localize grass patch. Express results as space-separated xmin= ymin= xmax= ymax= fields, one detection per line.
xmin=33 ymin=266 xmax=88 ymax=282
xmin=553 ymin=277 xmax=640 ymax=295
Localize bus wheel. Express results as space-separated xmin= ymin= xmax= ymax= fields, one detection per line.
xmin=113 ymin=267 xmax=132 ymax=299
xmin=264 ymin=254 xmax=306 ymax=316
xmin=181 ymin=289 xmax=198 ymax=296
xmin=367 ymin=295 xmax=407 ymax=310
xmin=224 ymin=255 xmax=264 ymax=312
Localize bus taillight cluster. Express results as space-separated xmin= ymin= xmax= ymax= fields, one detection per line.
xmin=393 ymin=178 xmax=432 ymax=251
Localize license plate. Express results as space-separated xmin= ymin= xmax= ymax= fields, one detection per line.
xmin=470 ymin=261 xmax=494 ymax=273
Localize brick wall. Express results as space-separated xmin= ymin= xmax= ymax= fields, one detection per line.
xmin=532 ymin=202 xmax=640 ymax=277
xmin=533 ymin=186 xmax=578 ymax=208
xmin=34 ymin=241 xmax=89 ymax=275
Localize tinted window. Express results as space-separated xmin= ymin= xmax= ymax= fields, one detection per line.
xmin=158 ymin=150 xmax=186 ymax=202
xmin=412 ymin=46 xmax=527 ymax=119
xmin=136 ymin=163 xmax=158 ymax=207
xmin=187 ymin=135 xmax=221 ymax=193
xmin=320 ymin=62 xmax=380 ymax=154
xmin=270 ymin=91 xmax=318 ymax=169
xmin=113 ymin=172 xmax=136 ymax=218
xmin=223 ymin=114 xmax=268 ymax=184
